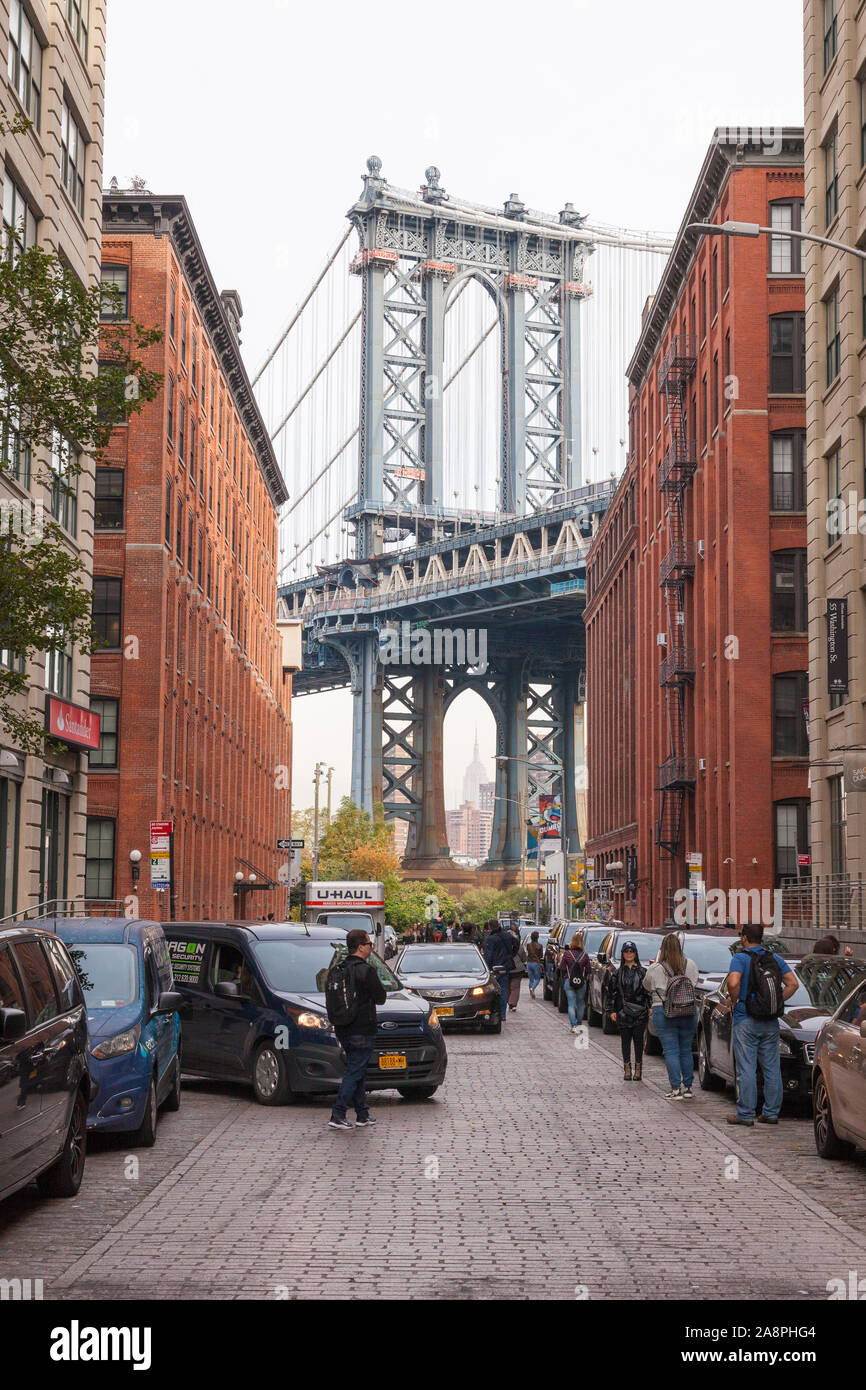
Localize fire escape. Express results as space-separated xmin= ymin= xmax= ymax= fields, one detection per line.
xmin=656 ymin=335 xmax=697 ymax=858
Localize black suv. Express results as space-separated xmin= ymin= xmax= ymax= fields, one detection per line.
xmin=163 ymin=922 xmax=447 ymax=1104
xmin=0 ymin=925 xmax=90 ymax=1202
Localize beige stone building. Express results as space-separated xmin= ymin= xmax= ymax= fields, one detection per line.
xmin=0 ymin=0 xmax=106 ymax=913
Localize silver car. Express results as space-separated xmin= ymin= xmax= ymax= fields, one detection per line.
xmin=812 ymin=974 xmax=866 ymax=1158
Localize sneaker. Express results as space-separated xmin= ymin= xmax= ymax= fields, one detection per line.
xmin=663 ymin=1087 xmax=683 ymax=1100
xmin=530 ymin=990 xmax=536 ymax=999
xmin=328 ymin=1117 xmax=354 ymax=1130
xmin=571 ymin=1024 xmax=582 ymax=1034
xmin=355 ymin=1115 xmax=377 ymax=1127
xmin=680 ymin=1086 xmax=694 ymax=1099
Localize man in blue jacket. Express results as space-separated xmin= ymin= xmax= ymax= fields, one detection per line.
xmin=721 ymin=923 xmax=797 ymax=1128
xmin=483 ymin=918 xmax=518 ymax=1026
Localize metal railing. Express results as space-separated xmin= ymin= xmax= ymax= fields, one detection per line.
xmin=0 ymin=899 xmax=127 ymax=928
xmin=657 ymin=756 xmax=696 ymax=790
xmin=659 ymin=543 xmax=695 ymax=586
xmin=659 ymin=647 xmax=696 ymax=686
xmin=780 ymin=875 xmax=866 ymax=931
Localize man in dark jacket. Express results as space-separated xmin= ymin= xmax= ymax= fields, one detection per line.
xmin=483 ymin=918 xmax=516 ymax=1025
xmin=329 ymin=928 xmax=387 ymax=1130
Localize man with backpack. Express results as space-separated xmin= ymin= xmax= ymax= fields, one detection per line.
xmin=325 ymin=928 xmax=387 ymax=1131
xmin=721 ymin=923 xmax=798 ymax=1127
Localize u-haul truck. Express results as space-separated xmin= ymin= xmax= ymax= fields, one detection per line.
xmin=305 ymin=881 xmax=386 ymax=956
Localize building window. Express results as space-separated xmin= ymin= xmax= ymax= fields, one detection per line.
xmin=180 ymin=309 xmax=187 ymax=370
xmin=711 ymin=247 xmax=718 ymax=317
xmin=91 ymin=576 xmax=122 ymax=649
xmin=197 ymin=529 xmax=203 ymax=588
xmin=723 ymin=233 xmax=729 ymax=291
xmin=167 ymin=375 xmax=174 ymax=445
xmin=772 ymin=672 xmax=809 ymax=757
xmin=99 ymin=264 xmax=128 ymax=321
xmin=771 ymin=550 xmax=808 ymax=632
xmin=8 ymin=0 xmax=42 ymax=127
xmin=771 ymin=431 xmax=806 ymax=510
xmin=41 ymin=789 xmax=69 ymax=903
xmin=187 ymin=515 xmax=193 ymax=574
xmin=85 ymin=818 xmax=115 ymax=900
xmin=207 ymin=544 xmax=212 ymax=600
xmin=829 ymin=774 xmax=846 ymax=876
xmin=861 ymin=75 xmax=866 ymax=168
xmin=774 ymin=800 xmax=810 ymax=884
xmin=189 ymin=421 xmax=196 ymax=479
xmin=50 ymin=434 xmax=77 ymax=535
xmin=826 ymin=286 xmax=841 ymax=384
xmin=60 ymin=100 xmax=86 ymax=216
xmin=770 ymin=313 xmax=806 ymax=393
xmin=164 ymin=479 xmax=172 ymax=546
xmin=199 ymin=440 xmax=205 ymax=497
xmin=712 ymin=353 xmax=719 ymax=430
xmin=701 ymin=374 xmax=707 ymax=449
xmin=825 ymin=129 xmax=839 ymax=226
xmin=45 ymin=639 xmax=72 ymax=697
xmin=94 ymin=467 xmax=124 ymax=529
xmin=769 ymin=200 xmax=804 ymax=273
xmin=2 ymin=171 xmax=37 ymax=257
xmin=88 ymin=697 xmax=118 ymax=768
xmin=178 ymin=396 xmax=186 ymax=465
xmin=176 ymin=500 xmax=183 ymax=560
xmin=827 ymin=447 xmax=842 ymax=545
xmin=169 ymin=281 xmax=176 ymax=341
xmin=824 ymin=0 xmax=837 ymax=72
xmin=1 ymin=407 xmax=31 ymax=486
xmin=700 ymin=272 xmax=707 ymax=339
xmin=0 ymin=777 xmax=21 ymax=917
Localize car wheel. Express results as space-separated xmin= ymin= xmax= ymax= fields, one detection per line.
xmin=252 ymin=1041 xmax=293 ymax=1106
xmin=697 ymin=1029 xmax=723 ymax=1091
xmin=814 ymin=1073 xmax=853 ymax=1160
xmin=602 ymin=1009 xmax=617 ymax=1035
xmin=397 ymin=1085 xmax=438 ymax=1100
xmin=37 ymin=1089 xmax=87 ymax=1198
xmin=163 ymin=1054 xmax=182 ymax=1112
xmin=133 ymin=1075 xmax=159 ymax=1148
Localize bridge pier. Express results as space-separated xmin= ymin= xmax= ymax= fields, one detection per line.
xmin=485 ymin=663 xmax=527 ymax=870
xmin=403 ymin=666 xmax=450 ymax=870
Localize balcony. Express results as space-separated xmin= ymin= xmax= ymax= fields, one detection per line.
xmin=659 ymin=647 xmax=696 ymax=686
xmin=657 ymin=756 xmax=697 ymax=790
xmin=659 ymin=543 xmax=695 ymax=586
xmin=659 ymin=334 xmax=698 ymax=393
xmin=659 ymin=439 xmax=697 ymax=492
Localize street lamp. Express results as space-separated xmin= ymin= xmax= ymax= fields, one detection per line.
xmin=129 ymin=848 xmax=141 ymax=886
xmin=685 ymin=219 xmax=866 ymax=263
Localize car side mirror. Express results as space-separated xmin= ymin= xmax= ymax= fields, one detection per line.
xmin=155 ymin=989 xmax=184 ymax=1015
xmin=0 ymin=1007 xmax=26 ymax=1042
xmin=215 ymin=980 xmax=241 ymax=1000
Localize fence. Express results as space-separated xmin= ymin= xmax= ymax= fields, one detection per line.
xmin=780 ymin=876 xmax=866 ymax=931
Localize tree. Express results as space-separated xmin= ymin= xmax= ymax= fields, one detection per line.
xmin=0 ymin=118 xmax=162 ymax=751
xmin=460 ymin=884 xmax=534 ymax=923
xmin=290 ymin=806 xmax=315 ymax=879
xmin=385 ymin=878 xmax=459 ymax=933
xmin=317 ymin=797 xmax=400 ymax=888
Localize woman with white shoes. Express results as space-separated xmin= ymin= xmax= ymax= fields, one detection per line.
xmin=642 ymin=933 xmax=700 ymax=1099
xmin=560 ymin=931 xmax=591 ymax=1033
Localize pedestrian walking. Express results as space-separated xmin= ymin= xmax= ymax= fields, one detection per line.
xmin=560 ymin=932 xmax=591 ymax=1032
xmin=507 ymin=928 xmax=526 ymax=1010
xmin=813 ymin=933 xmax=854 ymax=957
xmin=604 ymin=940 xmax=650 ymax=1079
xmin=525 ymin=930 xmax=545 ymax=999
xmin=459 ymin=921 xmax=475 ymax=943
xmin=642 ymin=933 xmax=701 ymax=1099
xmin=483 ymin=918 xmax=516 ymax=1025
xmin=719 ymin=923 xmax=798 ymax=1127
xmin=325 ymin=928 xmax=386 ymax=1131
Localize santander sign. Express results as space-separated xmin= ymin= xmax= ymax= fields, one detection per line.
xmin=46 ymin=697 xmax=100 ymax=751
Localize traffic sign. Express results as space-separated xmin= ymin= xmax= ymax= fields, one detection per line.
xmin=277 ymin=838 xmax=305 ymax=851
xmin=797 ymin=853 xmax=811 ymax=868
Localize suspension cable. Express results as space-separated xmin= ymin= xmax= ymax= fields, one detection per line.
xmin=270 ymin=310 xmax=361 ymax=442
xmin=252 ymin=226 xmax=353 ymax=387
xmin=280 ymin=495 xmax=351 ymax=577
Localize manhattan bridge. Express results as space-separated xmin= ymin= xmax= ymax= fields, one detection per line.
xmin=256 ymin=159 xmax=672 ymax=883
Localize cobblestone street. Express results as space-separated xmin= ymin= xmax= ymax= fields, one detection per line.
xmin=3 ymin=995 xmax=866 ymax=1300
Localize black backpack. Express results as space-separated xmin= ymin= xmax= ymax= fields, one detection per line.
xmin=325 ymin=958 xmax=359 ymax=1028
xmin=569 ymin=950 xmax=591 ymax=988
xmin=744 ymin=948 xmax=785 ymax=1020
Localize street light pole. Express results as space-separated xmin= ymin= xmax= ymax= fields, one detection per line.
xmin=312 ymin=761 xmax=326 ymax=880
xmin=326 ymin=766 xmax=334 ymax=829
xmin=685 ymin=219 xmax=866 ymax=263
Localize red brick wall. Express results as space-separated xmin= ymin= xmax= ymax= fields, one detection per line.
xmin=89 ymin=232 xmax=291 ymax=922
xmin=586 ymin=157 xmax=808 ymax=926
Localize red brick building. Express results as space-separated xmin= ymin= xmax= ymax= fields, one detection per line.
xmin=87 ymin=191 xmax=291 ymax=921
xmin=585 ymin=131 xmax=809 ymax=925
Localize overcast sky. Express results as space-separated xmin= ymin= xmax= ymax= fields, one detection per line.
xmin=104 ymin=0 xmax=804 ymax=813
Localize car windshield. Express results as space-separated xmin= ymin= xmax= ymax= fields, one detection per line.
xmin=253 ymin=940 xmax=401 ymax=994
xmin=314 ymin=913 xmax=374 ymax=930
xmin=613 ymin=934 xmax=662 ymax=962
xmin=67 ymin=943 xmax=138 ymax=1007
xmin=790 ymin=958 xmax=866 ymax=1013
xmin=398 ymin=947 xmax=486 ymax=975
xmin=683 ymin=938 xmax=740 ymax=972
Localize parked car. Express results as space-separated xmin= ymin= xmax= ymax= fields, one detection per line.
xmin=587 ymin=929 xmax=666 ymax=1031
xmin=697 ymin=954 xmax=866 ymax=1110
xmin=812 ymin=969 xmax=866 ymax=1158
xmin=53 ymin=919 xmax=182 ymax=1147
xmin=0 ymin=925 xmax=90 ymax=1202
xmin=394 ymin=942 xmax=502 ymax=1033
xmin=163 ymin=922 xmax=447 ymax=1103
xmin=645 ymin=930 xmax=742 ymax=1055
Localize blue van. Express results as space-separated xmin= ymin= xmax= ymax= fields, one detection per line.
xmin=162 ymin=922 xmax=447 ymax=1105
xmin=53 ymin=919 xmax=182 ymax=1147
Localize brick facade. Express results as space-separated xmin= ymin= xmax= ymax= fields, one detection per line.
xmin=88 ymin=193 xmax=291 ymax=921
xmin=585 ymin=131 xmax=810 ymax=926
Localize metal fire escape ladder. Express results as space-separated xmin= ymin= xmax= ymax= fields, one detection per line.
xmin=656 ymin=336 xmax=697 ymax=859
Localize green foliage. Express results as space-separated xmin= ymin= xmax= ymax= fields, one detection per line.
xmin=317 ymin=797 xmax=401 ymax=893
xmin=0 ymin=194 xmax=162 ymax=753
xmin=460 ymin=884 xmax=536 ymax=924
xmin=385 ymin=878 xmax=459 ymax=933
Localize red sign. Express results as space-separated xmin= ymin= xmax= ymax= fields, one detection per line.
xmin=45 ymin=697 xmax=100 ymax=750
xmin=797 ymin=853 xmax=811 ymax=868
xmin=150 ymin=821 xmax=173 ymax=839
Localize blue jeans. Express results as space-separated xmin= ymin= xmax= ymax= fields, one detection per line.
xmin=732 ymin=1016 xmax=783 ymax=1121
xmin=563 ymin=979 xmax=587 ymax=1028
xmin=331 ymin=1035 xmax=374 ymax=1120
xmin=652 ymin=1006 xmax=697 ymax=1090
xmin=527 ymin=962 xmax=542 ymax=991
xmin=495 ymin=971 xmax=509 ymax=1021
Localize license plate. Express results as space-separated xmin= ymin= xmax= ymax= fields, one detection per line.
xmin=436 ymin=1006 xmax=454 ymax=1016
xmin=378 ymin=1053 xmax=407 ymax=1070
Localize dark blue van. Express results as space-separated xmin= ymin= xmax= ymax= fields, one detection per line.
xmin=162 ymin=922 xmax=447 ymax=1105
xmin=53 ymin=919 xmax=182 ymax=1147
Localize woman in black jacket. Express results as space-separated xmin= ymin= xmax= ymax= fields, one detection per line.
xmin=605 ymin=941 xmax=651 ymax=1082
